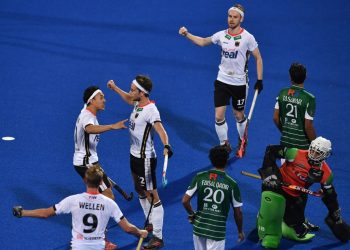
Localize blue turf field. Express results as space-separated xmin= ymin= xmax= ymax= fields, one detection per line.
xmin=1 ymin=0 xmax=350 ymax=249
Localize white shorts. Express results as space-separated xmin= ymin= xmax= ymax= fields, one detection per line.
xmin=193 ymin=235 xmax=225 ymax=250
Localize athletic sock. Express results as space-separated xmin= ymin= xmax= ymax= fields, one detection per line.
xmin=139 ymin=195 xmax=152 ymax=224
xmin=215 ymin=119 xmax=228 ymax=144
xmin=236 ymin=117 xmax=247 ymax=139
xmin=151 ymin=201 xmax=164 ymax=239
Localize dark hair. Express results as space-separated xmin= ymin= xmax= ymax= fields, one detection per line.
xmin=234 ymin=4 xmax=245 ymax=13
xmin=135 ymin=75 xmax=152 ymax=97
xmin=85 ymin=165 xmax=103 ymax=188
xmin=209 ymin=145 xmax=229 ymax=168
xmin=289 ymin=63 xmax=307 ymax=84
xmin=83 ymin=86 xmax=100 ymax=104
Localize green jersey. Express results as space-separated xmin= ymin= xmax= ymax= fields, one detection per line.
xmin=186 ymin=169 xmax=242 ymax=241
xmin=275 ymin=85 xmax=316 ymax=149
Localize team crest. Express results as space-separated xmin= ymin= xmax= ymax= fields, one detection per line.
xmin=135 ymin=113 xmax=139 ymax=119
xmin=235 ymin=41 xmax=240 ymax=47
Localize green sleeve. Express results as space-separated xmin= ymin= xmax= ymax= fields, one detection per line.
xmin=186 ymin=174 xmax=199 ymax=196
xmin=285 ymin=148 xmax=298 ymax=162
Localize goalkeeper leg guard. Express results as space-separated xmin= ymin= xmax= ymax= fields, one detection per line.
xmin=325 ymin=209 xmax=350 ymax=242
xmin=257 ymin=191 xmax=286 ymax=248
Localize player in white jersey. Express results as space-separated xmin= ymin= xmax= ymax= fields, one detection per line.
xmin=73 ymin=86 xmax=128 ymax=249
xmin=179 ymin=4 xmax=263 ymax=157
xmin=13 ymin=166 xmax=148 ymax=250
xmin=107 ymin=75 xmax=173 ymax=249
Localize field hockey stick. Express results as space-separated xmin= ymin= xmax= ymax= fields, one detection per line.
xmin=241 ymin=171 xmax=323 ymax=197
xmin=108 ymin=177 xmax=134 ymax=201
xmin=136 ymin=193 xmax=154 ymax=250
xmin=162 ymin=154 xmax=169 ymax=188
xmin=237 ymin=89 xmax=259 ymax=158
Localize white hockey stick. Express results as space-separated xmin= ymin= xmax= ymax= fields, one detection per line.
xmin=162 ymin=154 xmax=169 ymax=188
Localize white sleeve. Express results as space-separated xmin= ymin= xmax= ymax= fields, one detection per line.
xmin=54 ymin=196 xmax=74 ymax=215
xmin=147 ymin=106 xmax=161 ymax=125
xmin=211 ymin=31 xmax=221 ymax=45
xmin=81 ymin=114 xmax=95 ymax=130
xmin=247 ymin=34 xmax=258 ymax=52
xmin=110 ymin=201 xmax=124 ymax=224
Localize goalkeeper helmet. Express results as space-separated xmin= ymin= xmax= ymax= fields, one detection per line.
xmin=308 ymin=137 xmax=332 ymax=166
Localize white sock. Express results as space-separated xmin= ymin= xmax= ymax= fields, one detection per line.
xmin=215 ymin=119 xmax=228 ymax=144
xmin=139 ymin=196 xmax=152 ymax=224
xmin=236 ymin=118 xmax=247 ymax=139
xmin=152 ymin=201 xmax=164 ymax=239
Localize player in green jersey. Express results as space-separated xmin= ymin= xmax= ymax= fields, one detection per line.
xmin=273 ymin=63 xmax=316 ymax=149
xmin=182 ymin=145 xmax=244 ymax=250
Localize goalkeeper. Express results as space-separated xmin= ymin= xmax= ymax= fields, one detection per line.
xmin=257 ymin=137 xmax=350 ymax=248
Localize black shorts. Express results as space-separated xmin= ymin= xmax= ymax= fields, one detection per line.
xmin=214 ymin=80 xmax=247 ymax=110
xmin=74 ymin=162 xmax=111 ymax=192
xmin=130 ymin=154 xmax=157 ymax=191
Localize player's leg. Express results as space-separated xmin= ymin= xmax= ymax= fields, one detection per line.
xmin=230 ymin=85 xmax=247 ymax=155
xmin=257 ymin=191 xmax=286 ymax=248
xmin=142 ymin=158 xmax=165 ymax=249
xmin=283 ymin=194 xmax=314 ymax=241
xmin=214 ymin=80 xmax=231 ymax=152
xmin=193 ymin=235 xmax=207 ymax=250
xmin=207 ymin=238 xmax=225 ymax=250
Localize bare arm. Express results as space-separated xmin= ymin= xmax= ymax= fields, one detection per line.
xmin=153 ymin=122 xmax=170 ymax=156
xmin=233 ymin=207 xmax=245 ymax=242
xmin=118 ymin=217 xmax=148 ymax=238
xmin=107 ymin=80 xmax=134 ymax=105
xmin=182 ymin=194 xmax=194 ymax=215
xmin=305 ymin=119 xmax=316 ymax=142
xmin=22 ymin=207 xmax=56 ymax=218
xmin=252 ymin=47 xmax=263 ymax=80
xmin=273 ymin=108 xmax=282 ymax=132
xmin=85 ymin=119 xmax=128 ymax=134
xmin=179 ymin=26 xmax=212 ymax=47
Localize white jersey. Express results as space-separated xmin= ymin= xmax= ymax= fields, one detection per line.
xmin=211 ymin=28 xmax=258 ymax=86
xmin=54 ymin=192 xmax=124 ymax=250
xmin=73 ymin=109 xmax=100 ymax=166
xmin=129 ymin=101 xmax=161 ymax=159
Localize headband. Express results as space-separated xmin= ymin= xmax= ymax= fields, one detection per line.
xmin=228 ymin=7 xmax=244 ymax=17
xmin=82 ymin=89 xmax=103 ymax=111
xmin=132 ymin=79 xmax=149 ymax=94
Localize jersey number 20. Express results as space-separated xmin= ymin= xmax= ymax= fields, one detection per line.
xmin=203 ymin=187 xmax=225 ymax=204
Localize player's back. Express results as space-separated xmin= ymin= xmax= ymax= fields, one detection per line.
xmin=193 ymin=169 xmax=241 ymax=240
xmin=277 ymin=85 xmax=315 ymax=149
xmin=56 ymin=193 xmax=122 ymax=249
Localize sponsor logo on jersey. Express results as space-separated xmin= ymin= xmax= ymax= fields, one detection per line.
xmin=209 ymin=173 xmax=217 ymax=181
xmin=221 ymin=49 xmax=238 ymax=59
xmin=225 ymin=34 xmax=231 ymax=40
xmin=288 ymin=88 xmax=295 ymax=96
xmin=129 ymin=120 xmax=135 ymax=130
xmin=234 ymin=35 xmax=241 ymax=40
